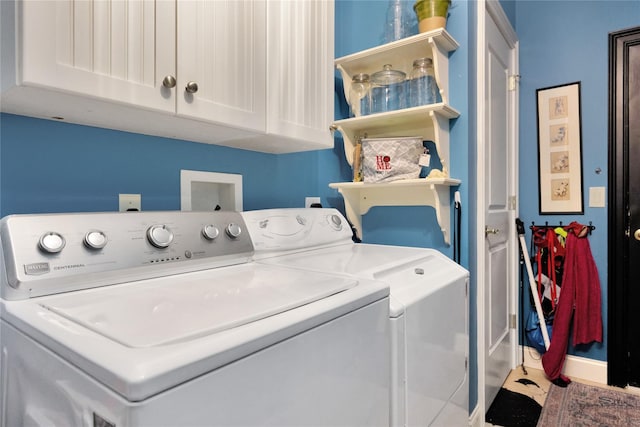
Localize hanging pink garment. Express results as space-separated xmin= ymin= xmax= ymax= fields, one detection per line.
xmin=541 ymin=222 xmax=602 ymax=381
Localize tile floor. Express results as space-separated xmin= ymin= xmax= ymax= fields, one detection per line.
xmin=500 ymin=367 xmax=550 ymax=406
xmin=486 ymin=366 xmax=640 ymax=426
xmin=485 ymin=367 xmax=550 ymax=427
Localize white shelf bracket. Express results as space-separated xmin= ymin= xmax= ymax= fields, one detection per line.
xmin=431 ymin=183 xmax=452 ymax=244
xmin=428 ymin=36 xmax=450 ymax=105
xmin=430 ymin=111 xmax=451 ymax=174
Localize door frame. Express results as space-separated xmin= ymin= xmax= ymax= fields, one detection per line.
xmin=608 ymin=26 xmax=640 ymax=388
xmin=476 ymin=0 xmax=520 ymax=417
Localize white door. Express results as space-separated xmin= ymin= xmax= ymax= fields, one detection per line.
xmin=18 ymin=0 xmax=175 ymax=113
xmin=177 ymin=0 xmax=267 ymax=132
xmin=266 ymin=0 xmax=334 ymax=146
xmin=477 ymin=1 xmax=519 ymax=414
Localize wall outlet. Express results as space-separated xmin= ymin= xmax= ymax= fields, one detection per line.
xmin=119 ymin=194 xmax=141 ymax=212
xmin=305 ymin=197 xmax=321 ymax=208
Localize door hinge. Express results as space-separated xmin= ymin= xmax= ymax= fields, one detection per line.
xmin=509 ymin=195 xmax=517 ymax=210
xmin=508 ymin=74 xmax=520 ymax=91
xmin=510 ymin=313 xmax=517 ymax=329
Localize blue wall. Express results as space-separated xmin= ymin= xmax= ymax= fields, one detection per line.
xmin=0 ymin=113 xmax=328 ymax=215
xmin=516 ymin=0 xmax=640 ymax=362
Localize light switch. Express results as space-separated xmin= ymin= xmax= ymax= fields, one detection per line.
xmin=589 ymin=187 xmax=606 ymax=208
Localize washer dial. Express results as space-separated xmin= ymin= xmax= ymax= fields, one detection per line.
xmin=38 ymin=232 xmax=66 ymax=254
xmin=225 ymin=223 xmax=242 ymax=239
xmin=202 ymin=224 xmax=220 ymax=240
xmin=329 ymin=214 xmax=343 ymax=231
xmin=147 ymin=225 xmax=174 ymax=248
xmin=84 ymin=230 xmax=108 ymax=249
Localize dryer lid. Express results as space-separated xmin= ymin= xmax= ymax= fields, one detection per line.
xmin=38 ymin=264 xmax=357 ymax=348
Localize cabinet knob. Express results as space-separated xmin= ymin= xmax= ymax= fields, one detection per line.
xmin=185 ymin=81 xmax=199 ymax=94
xmin=162 ymin=75 xmax=177 ymax=88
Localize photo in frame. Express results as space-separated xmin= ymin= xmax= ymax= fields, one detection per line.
xmin=536 ymin=82 xmax=584 ymax=214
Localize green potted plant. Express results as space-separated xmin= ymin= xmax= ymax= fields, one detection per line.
xmin=413 ymin=0 xmax=451 ymax=33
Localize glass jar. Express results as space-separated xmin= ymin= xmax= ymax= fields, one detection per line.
xmin=369 ymin=64 xmax=407 ymax=114
xmin=382 ymin=0 xmax=417 ymax=44
xmin=408 ymin=57 xmax=441 ymax=107
xmin=348 ymin=73 xmax=371 ymax=117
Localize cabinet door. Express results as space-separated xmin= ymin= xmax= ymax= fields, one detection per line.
xmin=176 ymin=0 xmax=267 ymax=132
xmin=18 ymin=0 xmax=175 ymax=113
xmin=266 ymin=0 xmax=334 ymax=147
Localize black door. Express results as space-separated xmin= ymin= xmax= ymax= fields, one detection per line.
xmin=609 ymin=26 xmax=640 ymax=387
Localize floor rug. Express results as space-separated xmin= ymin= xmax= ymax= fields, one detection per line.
xmin=537 ymin=381 xmax=640 ymax=426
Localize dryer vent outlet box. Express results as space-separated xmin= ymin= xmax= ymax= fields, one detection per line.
xmin=181 ymin=170 xmax=243 ymax=212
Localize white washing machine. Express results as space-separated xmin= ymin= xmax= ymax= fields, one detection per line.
xmin=0 ymin=211 xmax=391 ymax=426
xmin=242 ymin=208 xmax=470 ymax=427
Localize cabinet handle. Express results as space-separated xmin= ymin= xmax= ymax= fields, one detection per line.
xmin=185 ymin=81 xmax=199 ymax=94
xmin=162 ymin=75 xmax=177 ymax=88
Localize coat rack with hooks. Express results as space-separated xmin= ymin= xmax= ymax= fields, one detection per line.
xmin=529 ymin=221 xmax=596 ymax=236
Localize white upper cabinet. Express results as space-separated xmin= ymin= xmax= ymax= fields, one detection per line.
xmin=265 ymin=0 xmax=334 ymax=148
xmin=177 ymin=0 xmax=267 ymax=132
xmin=5 ymin=0 xmax=176 ymax=113
xmin=0 ymin=0 xmax=333 ymax=153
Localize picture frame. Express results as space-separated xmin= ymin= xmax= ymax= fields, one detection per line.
xmin=536 ymin=81 xmax=584 ymax=214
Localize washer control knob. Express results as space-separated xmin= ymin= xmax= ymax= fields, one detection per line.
xmin=329 ymin=214 xmax=343 ymax=230
xmin=147 ymin=225 xmax=173 ymax=248
xmin=84 ymin=230 xmax=108 ymax=249
xmin=38 ymin=232 xmax=66 ymax=253
xmin=202 ymin=224 xmax=220 ymax=240
xmin=225 ymin=223 xmax=242 ymax=239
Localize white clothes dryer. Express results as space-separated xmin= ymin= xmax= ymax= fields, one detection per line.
xmin=242 ymin=208 xmax=470 ymax=427
xmin=0 ymin=211 xmax=390 ymax=426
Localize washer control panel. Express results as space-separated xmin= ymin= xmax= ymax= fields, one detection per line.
xmin=0 ymin=211 xmax=254 ymax=300
xmin=242 ymin=208 xmax=353 ymax=254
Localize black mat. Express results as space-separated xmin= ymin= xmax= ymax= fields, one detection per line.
xmin=485 ymin=387 xmax=542 ymax=426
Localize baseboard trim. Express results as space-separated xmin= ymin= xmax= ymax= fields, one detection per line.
xmin=522 ymin=345 xmax=607 ymax=385
xmin=468 ymin=404 xmax=482 ymax=427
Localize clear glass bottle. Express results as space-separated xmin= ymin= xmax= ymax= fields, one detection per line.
xmin=408 ymin=57 xmax=441 ymax=107
xmin=369 ymin=64 xmax=406 ymax=114
xmin=348 ymin=73 xmax=371 ymax=117
xmin=382 ymin=0 xmax=417 ymax=44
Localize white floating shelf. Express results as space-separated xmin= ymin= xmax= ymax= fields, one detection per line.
xmin=331 ymin=29 xmax=460 ymax=245
xmin=332 ymin=104 xmax=459 ymax=169
xmin=335 ymin=28 xmax=459 ymax=106
xmin=329 ymin=177 xmax=461 ymax=244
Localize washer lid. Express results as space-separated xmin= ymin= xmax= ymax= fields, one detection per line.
xmin=39 ymin=265 xmax=357 ymax=348
xmin=253 ymin=244 xmax=469 ymax=318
